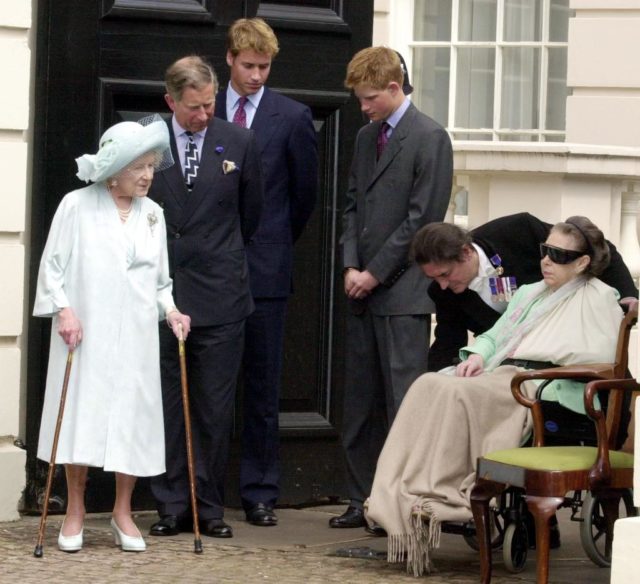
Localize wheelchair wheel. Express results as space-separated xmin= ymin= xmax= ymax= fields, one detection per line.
xmin=463 ymin=512 xmax=504 ymax=551
xmin=580 ymin=489 xmax=636 ymax=567
xmin=502 ymin=521 xmax=528 ymax=573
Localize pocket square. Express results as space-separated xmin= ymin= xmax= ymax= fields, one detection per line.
xmin=222 ymin=160 xmax=238 ymax=174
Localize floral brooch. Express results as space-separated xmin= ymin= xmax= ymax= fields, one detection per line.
xmin=147 ymin=211 xmax=158 ymax=235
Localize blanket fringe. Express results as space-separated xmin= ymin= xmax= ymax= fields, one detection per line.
xmin=386 ymin=502 xmax=442 ymax=577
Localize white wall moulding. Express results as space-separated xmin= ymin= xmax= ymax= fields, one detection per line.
xmin=619 ymin=188 xmax=640 ymax=279
xmin=568 ymin=18 xmax=640 ymax=88
xmin=0 ymin=349 xmax=21 ymax=436
xmin=0 ymin=1 xmax=31 ymax=28
xmin=0 ymin=142 xmax=27 ymax=232
xmin=453 ymin=142 xmax=640 ymax=178
xmin=0 ymin=245 xmax=24 ymax=336
xmin=0 ymin=38 xmax=30 ymax=130
xmin=0 ymin=444 xmax=25 ymax=521
xmin=566 ymin=96 xmax=640 ymax=147
xmin=571 ymin=0 xmax=640 ymax=9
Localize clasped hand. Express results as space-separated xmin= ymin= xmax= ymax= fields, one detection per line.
xmin=344 ymin=268 xmax=379 ymax=300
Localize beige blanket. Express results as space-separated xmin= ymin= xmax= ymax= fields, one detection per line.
xmin=365 ymin=278 xmax=621 ymax=576
xmin=365 ymin=365 xmax=537 ymax=576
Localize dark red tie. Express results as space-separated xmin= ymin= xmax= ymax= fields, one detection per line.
xmin=377 ymin=121 xmax=390 ymax=160
xmin=232 ymin=96 xmax=248 ymax=128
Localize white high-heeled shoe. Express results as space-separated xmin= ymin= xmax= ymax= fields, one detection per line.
xmin=58 ymin=523 xmax=83 ymax=552
xmin=110 ymin=518 xmax=146 ymax=552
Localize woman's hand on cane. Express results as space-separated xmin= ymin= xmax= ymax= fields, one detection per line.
xmin=57 ymin=307 xmax=83 ymax=348
xmin=167 ymin=310 xmax=191 ymax=340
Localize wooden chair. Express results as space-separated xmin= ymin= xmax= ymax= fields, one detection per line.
xmin=470 ymin=308 xmax=638 ymax=584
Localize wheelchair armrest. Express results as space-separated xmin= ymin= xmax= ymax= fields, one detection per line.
xmin=584 ymin=377 xmax=640 ymax=418
xmin=510 ymin=363 xmax=617 ymax=447
xmin=584 ymin=377 xmax=640 ymax=488
xmin=510 ymin=363 xmax=616 ymax=407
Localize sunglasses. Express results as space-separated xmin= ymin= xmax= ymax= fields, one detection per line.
xmin=539 ymin=243 xmax=585 ymax=264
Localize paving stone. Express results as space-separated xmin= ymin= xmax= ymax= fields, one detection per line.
xmin=0 ymin=507 xmax=612 ymax=583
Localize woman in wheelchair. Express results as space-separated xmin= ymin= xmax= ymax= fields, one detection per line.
xmin=365 ymin=216 xmax=623 ymax=576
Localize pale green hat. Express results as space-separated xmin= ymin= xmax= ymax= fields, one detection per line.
xmin=76 ymin=115 xmax=172 ymax=184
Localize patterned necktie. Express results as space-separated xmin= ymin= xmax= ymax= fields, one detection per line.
xmin=232 ymin=96 xmax=248 ymax=128
xmin=184 ymin=131 xmax=199 ymax=190
xmin=377 ymin=121 xmax=390 ymax=160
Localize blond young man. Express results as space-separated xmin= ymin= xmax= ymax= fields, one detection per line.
xmin=215 ymin=19 xmax=318 ymax=527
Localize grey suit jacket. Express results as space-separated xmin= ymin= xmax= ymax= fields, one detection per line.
xmin=341 ymin=102 xmax=453 ymax=315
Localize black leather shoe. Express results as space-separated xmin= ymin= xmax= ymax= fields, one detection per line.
xmin=365 ymin=523 xmax=387 ymax=537
xmin=246 ymin=503 xmax=278 ymax=526
xmin=150 ymin=515 xmax=182 ymax=536
xmin=201 ymin=519 xmax=233 ymax=538
xmin=329 ymin=506 xmax=366 ymax=528
xmin=549 ymin=523 xmax=561 ymax=550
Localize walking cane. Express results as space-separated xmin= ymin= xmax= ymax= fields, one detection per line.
xmin=178 ymin=324 xmax=203 ymax=554
xmin=34 ymin=348 xmax=75 ymax=558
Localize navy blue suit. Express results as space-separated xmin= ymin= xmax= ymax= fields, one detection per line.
xmin=215 ymin=87 xmax=318 ymax=511
xmin=148 ymin=117 xmax=263 ymax=521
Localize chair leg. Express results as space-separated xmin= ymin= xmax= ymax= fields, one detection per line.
xmin=471 ymin=479 xmax=506 ymax=584
xmin=595 ymin=490 xmax=623 ymax=559
xmin=525 ymin=495 xmax=564 ymax=584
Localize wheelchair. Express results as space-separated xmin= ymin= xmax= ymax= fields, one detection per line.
xmin=437 ymin=307 xmax=638 ymax=579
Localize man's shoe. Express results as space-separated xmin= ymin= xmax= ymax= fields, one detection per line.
xmin=246 ymin=503 xmax=278 ymax=526
xmin=149 ymin=515 xmax=181 ymax=537
xmin=201 ymin=519 xmax=233 ymax=538
xmin=329 ymin=506 xmax=366 ymax=528
xmin=549 ymin=523 xmax=561 ymax=550
xmin=365 ymin=523 xmax=387 ymax=537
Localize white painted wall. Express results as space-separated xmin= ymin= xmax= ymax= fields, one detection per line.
xmin=567 ymin=9 xmax=640 ymax=146
xmin=0 ymin=0 xmax=33 ymax=520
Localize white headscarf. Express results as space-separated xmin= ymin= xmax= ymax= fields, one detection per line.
xmin=485 ymin=275 xmax=588 ymax=371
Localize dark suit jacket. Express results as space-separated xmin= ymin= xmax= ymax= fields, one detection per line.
xmin=215 ymin=87 xmax=318 ymax=298
xmin=148 ymin=117 xmax=263 ymax=326
xmin=427 ymin=212 xmax=639 ymax=371
xmin=341 ymin=102 xmax=453 ymax=315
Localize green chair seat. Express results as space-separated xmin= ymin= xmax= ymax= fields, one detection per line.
xmin=483 ymin=446 xmax=634 ymax=472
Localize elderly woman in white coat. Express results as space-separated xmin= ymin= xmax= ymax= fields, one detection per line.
xmin=34 ymin=117 xmax=191 ymax=553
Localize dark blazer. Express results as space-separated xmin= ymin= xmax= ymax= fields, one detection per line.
xmin=148 ymin=117 xmax=263 ymax=326
xmin=427 ymin=212 xmax=639 ymax=371
xmin=341 ymin=103 xmax=453 ymax=315
xmin=215 ymin=87 xmax=318 ymax=298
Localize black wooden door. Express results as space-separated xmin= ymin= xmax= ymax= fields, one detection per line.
xmin=25 ymin=0 xmax=372 ymax=512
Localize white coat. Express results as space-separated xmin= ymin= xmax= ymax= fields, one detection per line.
xmin=34 ymin=183 xmax=174 ymax=476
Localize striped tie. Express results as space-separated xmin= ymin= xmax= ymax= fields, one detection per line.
xmin=184 ymin=131 xmax=199 ymax=190
xmin=232 ymin=96 xmax=247 ymax=128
